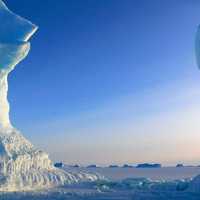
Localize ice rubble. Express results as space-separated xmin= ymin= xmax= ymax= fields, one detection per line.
xmin=0 ymin=177 xmax=196 ymax=200
xmin=0 ymin=0 xmax=102 ymax=191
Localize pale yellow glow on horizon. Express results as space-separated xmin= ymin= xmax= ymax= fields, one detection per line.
xmin=28 ymin=78 xmax=200 ymax=166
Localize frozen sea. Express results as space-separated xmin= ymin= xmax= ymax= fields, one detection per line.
xmin=86 ymin=166 xmax=200 ymax=181
xmin=1 ymin=166 xmax=200 ymax=200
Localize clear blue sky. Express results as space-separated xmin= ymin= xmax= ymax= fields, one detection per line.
xmin=4 ymin=0 xmax=200 ymax=165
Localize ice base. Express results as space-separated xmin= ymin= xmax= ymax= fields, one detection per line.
xmin=0 ymin=127 xmax=101 ymax=191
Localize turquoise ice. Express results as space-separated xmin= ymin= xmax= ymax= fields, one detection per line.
xmin=0 ymin=0 xmax=37 ymax=71
xmin=0 ymin=0 xmax=37 ymax=128
xmin=0 ymin=0 xmax=37 ymax=42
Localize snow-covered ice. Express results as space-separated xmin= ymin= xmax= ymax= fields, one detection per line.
xmin=0 ymin=167 xmax=199 ymax=199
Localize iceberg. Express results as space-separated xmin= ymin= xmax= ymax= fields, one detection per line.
xmin=0 ymin=0 xmax=102 ymax=191
xmin=195 ymin=25 xmax=200 ymax=69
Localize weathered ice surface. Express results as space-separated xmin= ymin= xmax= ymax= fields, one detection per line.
xmin=0 ymin=0 xmax=101 ymax=191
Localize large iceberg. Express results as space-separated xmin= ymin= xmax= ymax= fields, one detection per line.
xmin=0 ymin=0 xmax=101 ymax=191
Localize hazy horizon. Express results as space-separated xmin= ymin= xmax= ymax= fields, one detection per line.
xmin=4 ymin=0 xmax=200 ymax=165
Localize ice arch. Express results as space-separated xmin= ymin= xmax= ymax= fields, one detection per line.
xmin=0 ymin=0 xmax=101 ymax=191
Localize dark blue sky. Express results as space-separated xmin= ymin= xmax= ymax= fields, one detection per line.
xmin=4 ymin=0 xmax=200 ymax=165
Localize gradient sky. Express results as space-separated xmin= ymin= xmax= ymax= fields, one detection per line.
xmin=4 ymin=0 xmax=200 ymax=165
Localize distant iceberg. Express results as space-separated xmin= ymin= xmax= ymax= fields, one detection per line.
xmin=136 ymin=163 xmax=162 ymax=168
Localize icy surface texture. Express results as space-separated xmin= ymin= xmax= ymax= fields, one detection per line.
xmin=0 ymin=176 xmax=196 ymax=200
xmin=0 ymin=0 xmax=35 ymax=129
xmin=189 ymin=175 xmax=200 ymax=192
xmin=0 ymin=0 xmax=102 ymax=191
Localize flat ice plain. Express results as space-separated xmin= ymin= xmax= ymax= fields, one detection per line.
xmin=86 ymin=166 xmax=200 ymax=181
xmin=1 ymin=166 xmax=200 ymax=200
